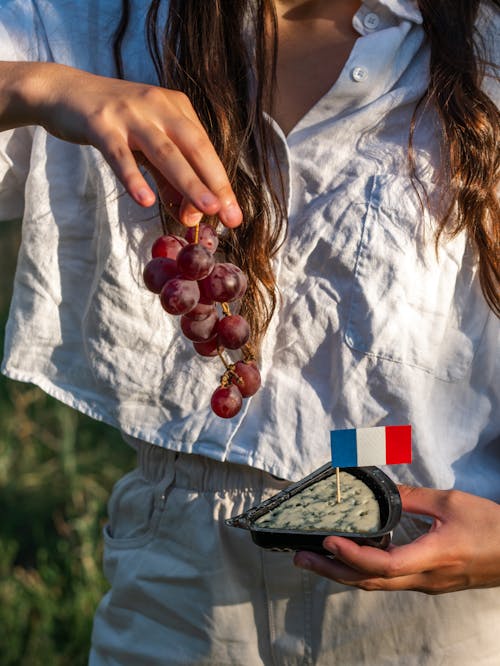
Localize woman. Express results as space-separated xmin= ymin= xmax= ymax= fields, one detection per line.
xmin=0 ymin=0 xmax=499 ymax=663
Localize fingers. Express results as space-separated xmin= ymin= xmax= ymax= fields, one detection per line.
xmin=294 ymin=552 xmax=410 ymax=590
xmin=100 ymin=126 xmax=242 ymax=226
xmin=102 ymin=138 xmax=156 ymax=207
xmin=128 ymin=109 xmax=242 ymax=227
xmin=132 ymin=124 xmax=216 ymax=210
xmin=164 ymin=116 xmax=243 ymax=228
xmin=85 ymin=84 xmax=242 ymax=226
xmin=293 ymin=529 xmax=445 ymax=585
xmin=293 ymin=548 xmax=468 ymax=594
xmin=319 ymin=534 xmax=445 ymax=579
xmin=134 ymin=155 xmax=183 ymax=214
xmin=293 ymin=550 xmax=440 ymax=592
xmin=293 ymin=526 xmax=462 ymax=593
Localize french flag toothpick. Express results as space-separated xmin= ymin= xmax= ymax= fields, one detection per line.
xmin=331 ymin=425 xmax=412 ymax=468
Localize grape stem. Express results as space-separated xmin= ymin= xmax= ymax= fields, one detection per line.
xmin=241 ymin=343 xmax=256 ymax=362
xmin=220 ymin=366 xmax=243 ymax=387
xmin=229 ymin=367 xmax=244 ymax=385
xmin=194 ymin=224 xmax=200 ymax=244
xmin=217 ymin=347 xmax=231 ymax=370
xmin=221 ymin=302 xmax=231 ymax=317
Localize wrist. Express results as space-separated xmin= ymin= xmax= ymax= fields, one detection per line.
xmin=0 ymin=61 xmax=63 ymax=130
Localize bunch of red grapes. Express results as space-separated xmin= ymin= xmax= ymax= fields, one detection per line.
xmin=143 ymin=223 xmax=261 ymax=418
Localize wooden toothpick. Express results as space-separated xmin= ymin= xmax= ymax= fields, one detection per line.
xmin=336 ymin=466 xmax=342 ymax=503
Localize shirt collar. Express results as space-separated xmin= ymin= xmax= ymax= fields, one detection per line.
xmin=363 ymin=0 xmax=422 ymax=24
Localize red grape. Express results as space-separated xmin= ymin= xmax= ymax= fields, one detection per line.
xmin=145 ymin=228 xmax=258 ymax=419
xmin=193 ymin=336 xmax=220 ymax=357
xmin=211 ymin=384 xmax=243 ymax=418
xmin=217 ymin=314 xmax=250 ymax=349
xmin=143 ymin=257 xmax=178 ymax=293
xmin=198 ymin=276 xmax=215 ymax=305
xmin=160 ymin=278 xmax=200 ymax=315
xmin=185 ymin=224 xmax=219 ymax=253
xmin=151 ymin=234 xmax=187 ymax=260
xmin=177 ymin=244 xmax=215 ymax=281
xmin=231 ymin=360 xmax=261 ymax=397
xmin=198 ymin=263 xmax=247 ymax=303
xmin=180 ymin=310 xmax=219 ymax=342
xmin=183 ymin=302 xmax=217 ymax=321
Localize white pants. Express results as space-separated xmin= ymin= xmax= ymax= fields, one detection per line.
xmin=89 ymin=444 xmax=500 ymax=665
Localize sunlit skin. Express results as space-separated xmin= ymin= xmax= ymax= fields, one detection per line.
xmin=272 ymin=0 xmax=361 ymax=135
xmin=0 ymin=61 xmax=243 ymax=227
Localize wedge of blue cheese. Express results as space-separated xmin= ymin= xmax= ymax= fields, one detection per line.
xmin=255 ymin=472 xmax=380 ymax=533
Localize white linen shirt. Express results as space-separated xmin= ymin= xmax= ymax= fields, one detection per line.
xmin=1 ymin=0 xmax=499 ymax=497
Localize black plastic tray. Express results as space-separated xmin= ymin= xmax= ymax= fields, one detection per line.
xmin=225 ymin=463 xmax=401 ymax=553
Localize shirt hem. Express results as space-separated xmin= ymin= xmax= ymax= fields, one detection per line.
xmin=0 ymin=365 xmax=297 ymax=480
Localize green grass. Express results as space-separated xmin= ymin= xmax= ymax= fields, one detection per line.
xmin=0 ymin=220 xmax=136 ymax=665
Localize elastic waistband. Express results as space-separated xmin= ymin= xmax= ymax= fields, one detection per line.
xmin=136 ymin=441 xmax=289 ymax=495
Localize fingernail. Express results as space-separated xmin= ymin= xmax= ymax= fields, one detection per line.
xmin=200 ymin=193 xmax=219 ymax=209
xmin=137 ymin=187 xmax=155 ymax=206
xmin=294 ymin=554 xmax=313 ymax=570
xmin=186 ymin=211 xmax=203 ymax=226
xmin=323 ymin=539 xmax=338 ymax=555
xmin=222 ymin=203 xmax=243 ymax=227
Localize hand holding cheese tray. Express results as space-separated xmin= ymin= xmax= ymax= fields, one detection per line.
xmin=226 ymin=425 xmax=410 ymax=554
xmin=230 ymin=426 xmax=500 ymax=595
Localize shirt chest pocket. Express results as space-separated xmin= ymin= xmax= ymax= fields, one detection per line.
xmin=344 ymin=174 xmax=489 ymax=381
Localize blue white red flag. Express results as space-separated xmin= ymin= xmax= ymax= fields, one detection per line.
xmin=331 ymin=425 xmax=412 ymax=467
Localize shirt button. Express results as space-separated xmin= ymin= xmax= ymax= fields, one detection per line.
xmin=363 ymin=12 xmax=380 ymax=30
xmin=351 ymin=66 xmax=368 ymax=82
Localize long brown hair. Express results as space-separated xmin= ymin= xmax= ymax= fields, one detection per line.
xmin=415 ymin=0 xmax=499 ymax=315
xmin=150 ymin=1 xmax=286 ymax=354
xmin=114 ymin=0 xmax=499 ymax=352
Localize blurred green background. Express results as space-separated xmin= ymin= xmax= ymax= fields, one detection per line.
xmin=0 ymin=220 xmax=136 ymax=665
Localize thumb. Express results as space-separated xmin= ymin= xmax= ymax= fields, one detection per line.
xmin=397 ymin=484 xmax=448 ymax=520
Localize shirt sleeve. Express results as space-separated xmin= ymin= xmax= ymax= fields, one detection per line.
xmin=0 ymin=0 xmax=39 ymax=221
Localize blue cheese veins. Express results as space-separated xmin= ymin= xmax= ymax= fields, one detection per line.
xmin=255 ymin=472 xmax=381 ymax=533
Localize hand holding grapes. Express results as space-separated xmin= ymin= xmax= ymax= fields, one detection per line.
xmin=1 ymin=61 xmax=243 ymax=228
xmin=144 ymin=223 xmax=261 ymax=418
